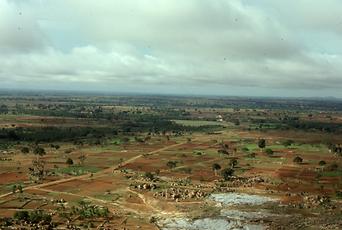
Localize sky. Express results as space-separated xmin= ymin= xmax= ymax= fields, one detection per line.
xmin=1 ymin=0 xmax=342 ymax=97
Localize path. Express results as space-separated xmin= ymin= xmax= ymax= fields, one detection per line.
xmin=0 ymin=141 xmax=187 ymax=200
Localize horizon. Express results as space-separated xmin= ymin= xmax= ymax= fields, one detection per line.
xmin=1 ymin=87 xmax=341 ymax=101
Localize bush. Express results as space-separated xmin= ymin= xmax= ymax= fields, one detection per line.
xmin=212 ymin=163 xmax=221 ymax=171
xmin=265 ymin=148 xmax=274 ymax=156
xmin=33 ymin=146 xmax=46 ymax=156
xmin=13 ymin=210 xmax=29 ymax=221
xmin=283 ymin=139 xmax=294 ymax=147
xmin=13 ymin=210 xmax=51 ymax=224
xmin=144 ymin=172 xmax=154 ymax=180
xmin=221 ymin=167 xmax=234 ymax=181
xmin=28 ymin=210 xmax=52 ymax=224
xmin=318 ymin=160 xmax=326 ymax=166
xmin=336 ymin=191 xmax=342 ymax=199
xmin=73 ymin=200 xmax=109 ymax=219
xmin=20 ymin=147 xmax=30 ymax=154
xmin=166 ymin=161 xmax=177 ymax=169
xmin=293 ymin=156 xmax=303 ymax=164
xmin=326 ymin=163 xmax=339 ymax=171
xmin=241 ymin=147 xmax=249 ymax=152
xmin=66 ymin=158 xmax=74 ymax=165
xmin=258 ymin=139 xmax=266 ymax=149
xmin=229 ymin=159 xmax=238 ymax=168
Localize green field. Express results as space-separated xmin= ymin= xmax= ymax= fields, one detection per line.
xmin=172 ymin=119 xmax=224 ymax=127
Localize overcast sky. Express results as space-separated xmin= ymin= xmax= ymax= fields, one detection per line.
xmin=1 ymin=0 xmax=342 ymax=97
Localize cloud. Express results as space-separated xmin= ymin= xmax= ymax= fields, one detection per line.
xmin=0 ymin=0 xmax=46 ymax=53
xmin=1 ymin=0 xmax=342 ymax=96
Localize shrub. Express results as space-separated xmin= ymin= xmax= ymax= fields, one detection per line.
xmin=20 ymin=147 xmax=30 ymax=154
xmin=166 ymin=161 xmax=177 ymax=169
xmin=221 ymin=167 xmax=234 ymax=181
xmin=144 ymin=172 xmax=154 ymax=180
xmin=13 ymin=210 xmax=29 ymax=221
xmin=33 ymin=146 xmax=46 ymax=156
xmin=326 ymin=163 xmax=339 ymax=171
xmin=229 ymin=159 xmax=238 ymax=168
xmin=66 ymin=158 xmax=74 ymax=165
xmin=283 ymin=139 xmax=294 ymax=147
xmin=293 ymin=156 xmax=303 ymax=164
xmin=318 ymin=160 xmax=326 ymax=166
xmin=212 ymin=163 xmax=221 ymax=171
xmin=258 ymin=139 xmax=266 ymax=149
xmin=241 ymin=147 xmax=249 ymax=152
xmin=13 ymin=210 xmax=51 ymax=224
xmin=265 ymin=148 xmax=274 ymax=156
xmin=336 ymin=191 xmax=342 ymax=199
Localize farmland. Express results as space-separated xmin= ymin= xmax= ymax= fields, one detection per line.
xmin=0 ymin=93 xmax=341 ymax=229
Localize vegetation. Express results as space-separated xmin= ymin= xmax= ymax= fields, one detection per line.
xmin=258 ymin=139 xmax=266 ymax=151
xmin=66 ymin=158 xmax=74 ymax=165
xmin=13 ymin=210 xmax=52 ymax=225
xmin=293 ymin=156 xmax=303 ymax=164
xmin=71 ymin=200 xmax=109 ymax=219
xmin=166 ymin=161 xmax=178 ymax=169
xmin=265 ymin=148 xmax=274 ymax=156
xmin=221 ymin=167 xmax=234 ymax=181
xmin=20 ymin=147 xmax=30 ymax=154
xmin=212 ymin=163 xmax=221 ymax=175
xmin=0 ymin=93 xmax=341 ymax=228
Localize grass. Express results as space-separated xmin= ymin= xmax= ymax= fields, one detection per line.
xmin=84 ymin=145 xmax=122 ymax=153
xmin=94 ymin=193 xmax=121 ymax=201
xmin=54 ymin=165 xmax=100 ymax=176
xmin=242 ymin=143 xmax=328 ymax=153
xmin=320 ymin=171 xmax=342 ymax=177
xmin=243 ymin=144 xmax=285 ymax=151
xmin=290 ymin=144 xmax=327 ymax=152
xmin=4 ymin=182 xmax=24 ymax=193
xmin=172 ymin=119 xmax=224 ymax=127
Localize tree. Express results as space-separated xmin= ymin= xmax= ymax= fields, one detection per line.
xmin=212 ymin=163 xmax=221 ymax=175
xmin=283 ymin=139 xmax=294 ymax=147
xmin=18 ymin=184 xmax=23 ymax=193
xmin=221 ymin=167 xmax=234 ymax=181
xmin=21 ymin=147 xmax=30 ymax=154
xmin=28 ymin=158 xmax=46 ymax=182
xmin=33 ymin=146 xmax=46 ymax=156
xmin=318 ymin=160 xmax=326 ymax=166
xmin=0 ymin=105 xmax=9 ymax=114
xmin=229 ymin=159 xmax=238 ymax=168
xmin=258 ymin=139 xmax=266 ymax=151
xmin=66 ymin=158 xmax=74 ymax=165
xmin=293 ymin=156 xmax=303 ymax=164
xmin=166 ymin=161 xmax=177 ymax=169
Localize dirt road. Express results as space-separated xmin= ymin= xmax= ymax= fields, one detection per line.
xmin=0 ymin=141 xmax=187 ymax=200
